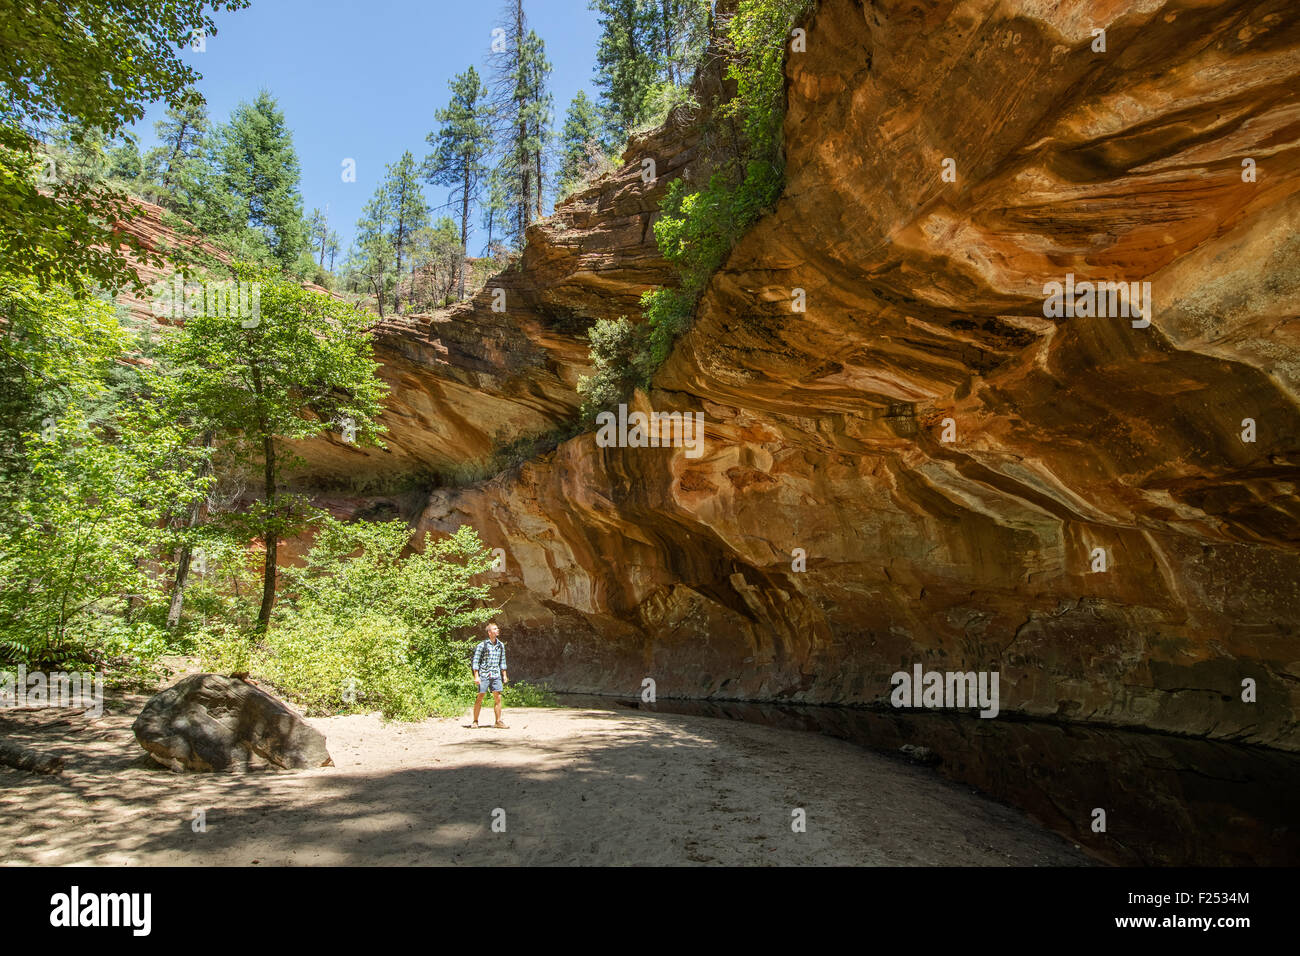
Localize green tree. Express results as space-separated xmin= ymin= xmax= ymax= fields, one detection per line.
xmin=557 ymin=90 xmax=604 ymax=196
xmin=591 ymin=0 xmax=656 ymax=142
xmin=306 ymin=206 xmax=331 ymax=268
xmin=523 ymin=30 xmax=554 ymax=218
xmin=106 ymin=134 xmax=143 ymax=183
xmin=480 ymin=164 xmax=509 ymax=256
xmin=324 ymin=230 xmax=341 ymax=272
xmin=353 ymin=156 xmax=429 ymax=315
xmin=0 ymin=278 xmax=124 ymax=514
xmin=45 ymin=122 xmax=109 ymax=185
xmin=0 ymin=0 xmax=246 ymax=294
xmin=489 ymin=3 xmax=553 ymax=245
xmin=576 ymin=315 xmax=641 ymax=420
xmin=210 ymin=91 xmax=306 ymax=267
xmin=424 ymin=67 xmax=492 ymax=300
xmin=0 ymin=278 xmax=209 ymax=664
xmin=382 ymin=152 xmax=430 ymax=314
xmin=162 ymin=269 xmax=389 ymax=632
xmin=409 ymin=217 xmax=466 ymax=309
xmin=649 ymin=0 xmax=712 ymax=88
xmin=591 ymin=0 xmax=711 ymax=145
xmin=144 ymin=93 xmax=210 ymax=212
xmin=345 ymin=218 xmax=394 ymax=317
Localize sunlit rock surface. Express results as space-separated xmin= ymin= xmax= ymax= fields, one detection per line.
xmin=302 ymin=0 xmax=1300 ymax=748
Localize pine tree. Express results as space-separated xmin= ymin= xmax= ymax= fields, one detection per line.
xmin=353 ymin=155 xmax=430 ymax=315
xmin=352 ymin=194 xmax=395 ymax=318
xmin=47 ymin=121 xmax=108 ymax=185
xmin=591 ymin=0 xmax=711 ymax=145
xmin=144 ymin=93 xmax=209 ymax=211
xmin=212 ymin=91 xmax=306 ymax=267
xmin=382 ymin=152 xmax=430 ymax=313
xmin=424 ymin=67 xmax=493 ymax=300
xmin=106 ymin=133 xmax=142 ymax=183
xmin=306 ymin=207 xmax=331 ymax=268
xmin=409 ymin=217 xmax=466 ymax=309
xmin=650 ymin=0 xmax=711 ymax=88
xmin=557 ymin=90 xmax=604 ymax=196
xmin=480 ymin=164 xmax=508 ymax=257
xmin=325 ymin=231 xmax=340 ymax=272
xmin=591 ymin=0 xmax=657 ymax=143
xmin=523 ymin=30 xmax=553 ymax=219
xmin=488 ymin=1 xmax=552 ymax=247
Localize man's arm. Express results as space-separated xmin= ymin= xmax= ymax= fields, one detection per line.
xmin=501 ymin=644 xmax=508 ymax=683
xmin=471 ymin=642 xmax=482 ymax=682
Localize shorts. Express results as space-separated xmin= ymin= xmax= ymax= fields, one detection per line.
xmin=478 ymin=676 xmax=504 ymax=694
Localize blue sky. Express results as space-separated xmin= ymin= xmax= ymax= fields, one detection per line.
xmin=132 ymin=0 xmax=603 ymax=255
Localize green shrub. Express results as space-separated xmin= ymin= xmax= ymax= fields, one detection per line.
xmin=632 ymin=82 xmax=701 ymax=137
xmin=254 ymin=609 xmax=448 ymax=720
xmin=253 ymin=609 xmax=557 ymax=721
xmin=194 ymin=621 xmax=254 ymax=676
xmin=579 ymin=0 xmax=815 ymax=417
xmin=93 ymin=618 xmax=176 ymax=686
xmin=501 ymin=679 xmax=559 ymax=709
xmin=577 ymin=316 xmax=641 ymax=420
xmin=193 ymin=517 xmax=557 ymax=721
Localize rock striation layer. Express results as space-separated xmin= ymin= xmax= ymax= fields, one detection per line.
xmin=308 ymin=0 xmax=1300 ymax=749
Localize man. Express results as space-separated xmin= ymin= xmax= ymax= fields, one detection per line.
xmin=471 ymin=622 xmax=509 ymax=729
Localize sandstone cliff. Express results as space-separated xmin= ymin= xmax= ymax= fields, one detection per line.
xmin=293 ymin=0 xmax=1300 ymax=749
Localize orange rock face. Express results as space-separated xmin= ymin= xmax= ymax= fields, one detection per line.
xmin=286 ymin=112 xmax=701 ymax=489
xmin=314 ymin=0 xmax=1300 ymax=748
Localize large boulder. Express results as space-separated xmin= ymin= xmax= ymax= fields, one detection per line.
xmin=133 ymin=674 xmax=333 ymax=772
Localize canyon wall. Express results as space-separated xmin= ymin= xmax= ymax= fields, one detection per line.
xmin=318 ymin=0 xmax=1300 ymax=749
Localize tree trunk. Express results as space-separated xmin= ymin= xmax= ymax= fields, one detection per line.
xmin=393 ymin=221 xmax=404 ymax=315
xmin=517 ymin=92 xmax=531 ymax=238
xmin=535 ymin=148 xmax=544 ymax=219
xmin=166 ymin=546 xmax=193 ymax=627
xmin=252 ymin=366 xmax=277 ymax=634
xmin=256 ymin=431 xmax=277 ymax=633
xmin=519 ymin=159 xmax=531 ymax=238
xmin=166 ymin=430 xmax=214 ymax=628
xmin=162 ymin=120 xmax=190 ymax=191
xmin=459 ymin=169 xmax=471 ymax=300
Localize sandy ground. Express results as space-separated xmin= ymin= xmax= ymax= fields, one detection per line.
xmin=0 ymin=697 xmax=1090 ymax=866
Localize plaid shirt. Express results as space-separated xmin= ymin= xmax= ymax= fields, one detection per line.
xmin=472 ymin=639 xmax=507 ymax=678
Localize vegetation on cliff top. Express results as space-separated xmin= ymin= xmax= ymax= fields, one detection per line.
xmin=578 ymin=0 xmax=815 ymax=420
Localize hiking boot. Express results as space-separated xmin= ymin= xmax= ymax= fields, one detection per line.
xmin=494 ymin=721 xmax=508 ymax=729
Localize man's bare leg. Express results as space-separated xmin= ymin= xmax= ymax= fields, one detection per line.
xmin=493 ymin=691 xmax=503 ymax=725
xmin=473 ymin=692 xmax=485 ymax=725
